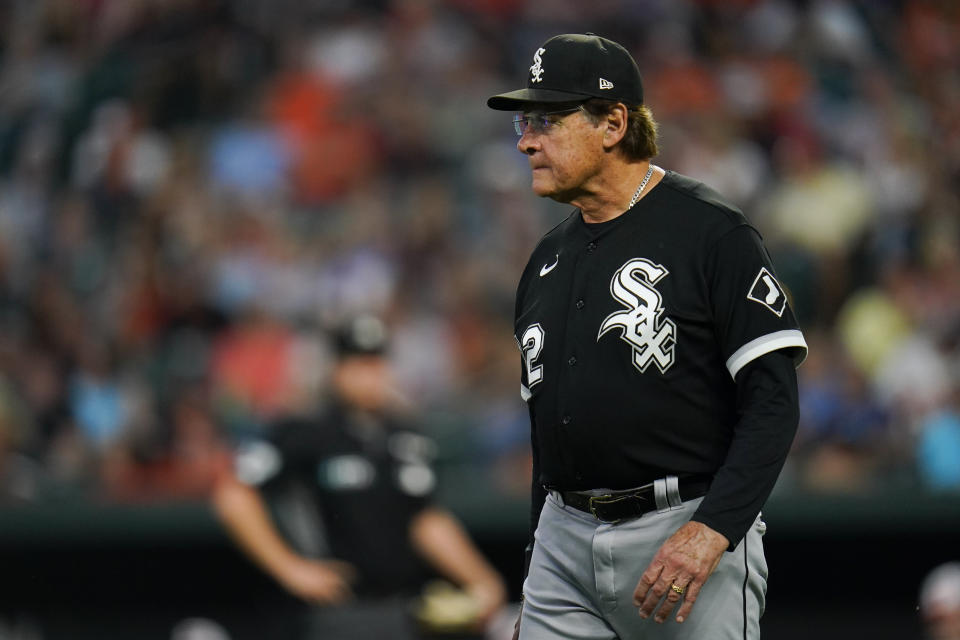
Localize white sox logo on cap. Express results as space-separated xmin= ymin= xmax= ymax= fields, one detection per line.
xmin=530 ymin=47 xmax=546 ymax=83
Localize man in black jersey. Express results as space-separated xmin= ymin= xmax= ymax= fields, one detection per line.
xmin=213 ymin=315 xmax=505 ymax=639
xmin=487 ymin=34 xmax=807 ymax=639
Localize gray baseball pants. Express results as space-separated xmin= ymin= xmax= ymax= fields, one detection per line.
xmin=519 ymin=492 xmax=768 ymax=640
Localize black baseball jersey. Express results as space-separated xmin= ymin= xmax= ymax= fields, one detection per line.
xmin=515 ymin=171 xmax=807 ymax=545
xmin=234 ymin=404 xmax=438 ymax=597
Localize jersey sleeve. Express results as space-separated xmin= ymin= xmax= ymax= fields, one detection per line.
xmin=690 ymin=350 xmax=799 ymax=548
xmin=710 ymin=225 xmax=807 ymax=378
xmin=231 ymin=421 xmax=302 ymax=488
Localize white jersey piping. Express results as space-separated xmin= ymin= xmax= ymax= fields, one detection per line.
xmin=726 ymin=329 xmax=807 ymax=380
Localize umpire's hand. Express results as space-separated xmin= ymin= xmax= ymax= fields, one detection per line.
xmin=633 ymin=521 xmax=729 ymax=624
xmin=277 ymin=558 xmax=357 ymax=606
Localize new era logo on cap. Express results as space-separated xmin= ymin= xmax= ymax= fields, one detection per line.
xmin=487 ymin=33 xmax=644 ymax=111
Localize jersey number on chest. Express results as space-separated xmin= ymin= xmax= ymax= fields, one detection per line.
xmin=520 ymin=323 xmax=545 ymax=389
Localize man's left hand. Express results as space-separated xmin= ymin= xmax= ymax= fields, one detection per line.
xmin=633 ymin=521 xmax=729 ymax=624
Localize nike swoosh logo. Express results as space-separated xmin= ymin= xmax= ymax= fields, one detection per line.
xmin=539 ymin=255 xmax=559 ymax=277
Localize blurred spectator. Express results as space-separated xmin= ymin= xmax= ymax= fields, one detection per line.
xmin=921 ymin=562 xmax=960 ymax=640
xmin=68 ymin=337 xmax=128 ymax=449
xmin=916 ymin=396 xmax=960 ymax=491
xmin=267 ymin=35 xmax=383 ymax=205
xmin=207 ymin=112 xmax=291 ymax=203
xmin=101 ymin=383 xmax=232 ymax=501
xmin=0 ymin=378 xmax=44 ymax=503
xmin=210 ymin=307 xmax=300 ymax=430
xmin=793 ymin=331 xmax=892 ymax=493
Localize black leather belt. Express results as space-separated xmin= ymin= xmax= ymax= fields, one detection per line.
xmin=557 ymin=477 xmax=712 ymax=523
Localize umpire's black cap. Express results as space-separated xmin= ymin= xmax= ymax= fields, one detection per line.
xmin=333 ymin=314 xmax=388 ymax=358
xmin=487 ymin=33 xmax=643 ymax=111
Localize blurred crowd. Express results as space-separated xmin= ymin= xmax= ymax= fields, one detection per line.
xmin=0 ymin=0 xmax=959 ymax=509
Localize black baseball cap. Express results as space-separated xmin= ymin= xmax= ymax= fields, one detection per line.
xmin=333 ymin=314 xmax=388 ymax=358
xmin=487 ymin=33 xmax=643 ymax=111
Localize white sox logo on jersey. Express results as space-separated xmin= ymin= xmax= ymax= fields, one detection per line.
xmin=597 ymin=258 xmax=676 ymax=374
xmin=529 ymin=47 xmax=546 ymax=83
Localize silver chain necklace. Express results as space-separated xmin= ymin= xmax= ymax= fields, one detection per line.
xmin=628 ymin=165 xmax=656 ymax=209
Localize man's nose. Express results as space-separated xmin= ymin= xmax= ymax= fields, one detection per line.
xmin=517 ymin=130 xmax=539 ymax=155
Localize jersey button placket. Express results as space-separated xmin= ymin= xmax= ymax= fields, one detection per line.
xmin=558 ymin=243 xmax=592 ymax=440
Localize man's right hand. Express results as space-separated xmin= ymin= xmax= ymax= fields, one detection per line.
xmin=278 ymin=558 xmax=357 ymax=606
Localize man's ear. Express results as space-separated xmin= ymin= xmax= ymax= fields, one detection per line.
xmin=602 ymin=103 xmax=629 ymax=150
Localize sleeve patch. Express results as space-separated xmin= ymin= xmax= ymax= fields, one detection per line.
xmin=747 ymin=267 xmax=787 ymax=317
xmin=234 ymin=440 xmax=282 ymax=486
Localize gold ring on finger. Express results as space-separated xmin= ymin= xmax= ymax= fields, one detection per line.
xmin=671 ymin=584 xmax=685 ymax=595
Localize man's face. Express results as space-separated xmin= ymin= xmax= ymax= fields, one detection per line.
xmin=515 ymin=103 xmax=605 ymax=201
xmin=333 ymin=355 xmax=391 ymax=411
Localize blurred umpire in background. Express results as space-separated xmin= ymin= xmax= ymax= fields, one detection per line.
xmin=488 ymin=34 xmax=807 ymax=639
xmin=213 ymin=314 xmax=505 ymax=639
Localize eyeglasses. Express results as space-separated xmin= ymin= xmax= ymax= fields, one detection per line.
xmin=512 ymin=106 xmax=584 ymax=136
